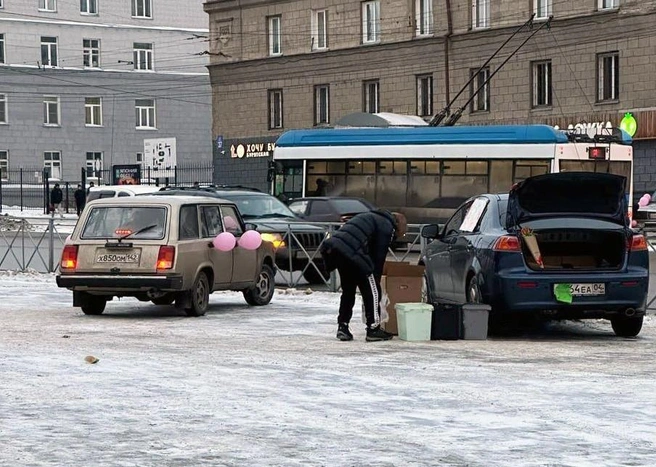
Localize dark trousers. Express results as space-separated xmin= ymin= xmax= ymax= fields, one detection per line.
xmin=335 ymin=254 xmax=381 ymax=328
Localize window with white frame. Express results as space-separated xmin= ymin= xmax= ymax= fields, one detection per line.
xmin=472 ymin=0 xmax=490 ymax=29
xmin=268 ymin=89 xmax=283 ymax=129
xmin=268 ymin=16 xmax=282 ymax=56
xmin=469 ymin=67 xmax=490 ymax=112
xmin=132 ymin=0 xmax=152 ymax=18
xmin=43 ymin=96 xmax=60 ymax=126
xmin=133 ymin=43 xmax=153 ymax=70
xmin=311 ymin=10 xmax=328 ymax=50
xmin=135 ymin=99 xmax=156 ymax=128
xmin=85 ymin=152 xmax=103 ymax=177
xmin=597 ymin=52 xmax=619 ymax=102
xmin=363 ymin=80 xmax=379 ymax=113
xmin=85 ymin=97 xmax=102 ymax=126
xmin=534 ymin=0 xmax=552 ymax=19
xmin=44 ymin=151 xmax=61 ymax=179
xmin=314 ymin=85 xmax=330 ymax=125
xmin=80 ymin=0 xmax=97 ymax=14
xmin=599 ymin=0 xmax=619 ymax=9
xmin=41 ymin=37 xmax=58 ymax=67
xmin=0 ymin=93 xmax=6 ymax=124
xmin=83 ymin=39 xmax=100 ymax=67
xmin=415 ymin=0 xmax=433 ymax=36
xmin=417 ymin=74 xmax=433 ymax=117
xmin=0 ymin=34 xmax=5 ymax=64
xmin=39 ymin=0 xmax=56 ymax=12
xmin=0 ymin=0 xmax=4 ymax=8
xmin=0 ymin=151 xmax=7 ymax=179
xmin=362 ymin=1 xmax=380 ymax=43
xmin=531 ymin=60 xmax=552 ymax=107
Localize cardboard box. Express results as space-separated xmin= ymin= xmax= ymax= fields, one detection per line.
xmin=380 ymin=261 xmax=425 ymax=335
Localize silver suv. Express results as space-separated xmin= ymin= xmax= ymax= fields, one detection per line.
xmin=56 ymin=195 xmax=276 ymax=316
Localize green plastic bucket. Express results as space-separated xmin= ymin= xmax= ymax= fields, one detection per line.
xmin=395 ymin=303 xmax=434 ymax=341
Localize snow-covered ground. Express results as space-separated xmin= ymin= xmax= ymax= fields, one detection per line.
xmin=1 ymin=271 xmax=655 ymax=466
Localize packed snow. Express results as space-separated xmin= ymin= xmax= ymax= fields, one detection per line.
xmin=1 ymin=271 xmax=655 ymax=466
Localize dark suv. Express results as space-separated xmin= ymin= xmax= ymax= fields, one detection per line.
xmin=145 ymin=186 xmax=329 ymax=283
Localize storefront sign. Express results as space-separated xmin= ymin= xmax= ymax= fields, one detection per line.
xmin=230 ymin=142 xmax=276 ymax=159
xmin=112 ymin=164 xmax=141 ymax=185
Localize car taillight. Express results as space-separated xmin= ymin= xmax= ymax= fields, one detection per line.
xmin=156 ymin=246 xmax=175 ymax=269
xmin=629 ymin=234 xmax=648 ymax=251
xmin=60 ymin=245 xmax=78 ymax=270
xmin=493 ymin=235 xmax=521 ymax=252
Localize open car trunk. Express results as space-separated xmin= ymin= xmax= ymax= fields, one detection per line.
xmin=521 ymin=228 xmax=626 ymax=271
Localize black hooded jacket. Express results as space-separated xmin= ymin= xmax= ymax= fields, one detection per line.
xmin=321 ymin=209 xmax=396 ymax=278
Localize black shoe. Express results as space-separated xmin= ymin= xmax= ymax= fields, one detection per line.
xmin=336 ymin=323 xmax=353 ymax=341
xmin=366 ymin=326 xmax=394 ymax=342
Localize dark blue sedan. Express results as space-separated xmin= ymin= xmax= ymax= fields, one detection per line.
xmin=420 ymin=172 xmax=649 ymax=337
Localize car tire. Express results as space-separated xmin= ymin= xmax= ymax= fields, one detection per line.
xmin=81 ymin=296 xmax=107 ymax=315
xmin=302 ymin=265 xmax=329 ymax=285
xmin=610 ymin=315 xmax=643 ymax=337
xmin=466 ymin=275 xmax=482 ymax=304
xmin=151 ymin=294 xmax=175 ymax=306
xmin=244 ymin=264 xmax=275 ymax=306
xmin=185 ymin=272 xmax=210 ymax=317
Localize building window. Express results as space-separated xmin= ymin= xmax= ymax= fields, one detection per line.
xmin=531 ymin=60 xmax=552 ymax=108
xmin=415 ymin=0 xmax=433 ymax=36
xmin=598 ymin=0 xmax=619 ymax=9
xmin=0 ymin=93 xmax=6 ymax=124
xmin=86 ymin=152 xmax=103 ymax=177
xmin=85 ymin=97 xmax=102 ymax=126
xmin=0 ymin=34 xmax=5 ymax=64
xmin=314 ymin=85 xmax=330 ymax=125
xmin=268 ymin=89 xmax=283 ymax=129
xmin=472 ymin=0 xmax=489 ymax=29
xmin=132 ymin=0 xmax=152 ymax=18
xmin=136 ymin=152 xmax=144 ymax=164
xmin=417 ymin=74 xmax=433 ymax=117
xmin=268 ymin=15 xmax=282 ymax=56
xmin=44 ymin=151 xmax=61 ymax=179
xmin=0 ymin=151 xmax=7 ymax=179
xmin=135 ymin=99 xmax=156 ymax=128
xmin=362 ymin=1 xmax=380 ymax=44
xmin=41 ymin=37 xmax=58 ymax=67
xmin=39 ymin=0 xmax=56 ymax=11
xmin=43 ymin=96 xmax=60 ymax=126
xmin=534 ymin=0 xmax=552 ymax=19
xmin=133 ymin=43 xmax=153 ymax=70
xmin=80 ymin=0 xmax=97 ymax=14
xmin=311 ymin=10 xmax=328 ymax=50
xmin=363 ymin=80 xmax=380 ymax=113
xmin=597 ymin=52 xmax=619 ymax=102
xmin=469 ymin=67 xmax=490 ymax=112
xmin=83 ymin=39 xmax=100 ymax=67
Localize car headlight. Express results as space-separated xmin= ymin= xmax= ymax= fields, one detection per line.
xmin=261 ymin=233 xmax=286 ymax=249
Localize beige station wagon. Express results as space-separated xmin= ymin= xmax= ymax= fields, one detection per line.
xmin=56 ymin=196 xmax=276 ymax=316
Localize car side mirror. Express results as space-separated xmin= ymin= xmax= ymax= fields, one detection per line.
xmin=421 ymin=224 xmax=441 ymax=239
xmin=244 ymin=222 xmax=258 ymax=231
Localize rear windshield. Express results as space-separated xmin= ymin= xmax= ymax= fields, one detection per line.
xmin=82 ymin=206 xmax=167 ymax=239
xmin=331 ymin=199 xmax=371 ymax=214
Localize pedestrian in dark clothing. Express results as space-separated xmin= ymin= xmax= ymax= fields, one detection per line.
xmin=86 ymin=181 xmax=95 ymax=197
xmin=320 ymin=209 xmax=407 ymax=342
xmin=50 ymin=183 xmax=64 ymax=218
xmin=74 ymin=184 xmax=86 ymax=216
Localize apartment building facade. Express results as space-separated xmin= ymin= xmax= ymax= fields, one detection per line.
xmin=0 ymin=0 xmax=211 ymax=183
xmin=205 ymin=0 xmax=656 ymax=194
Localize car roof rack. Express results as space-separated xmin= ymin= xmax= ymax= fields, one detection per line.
xmin=160 ymin=185 xmax=262 ymax=192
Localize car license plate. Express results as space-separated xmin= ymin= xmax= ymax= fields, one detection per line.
xmin=567 ymin=283 xmax=605 ymax=296
xmin=96 ymin=253 xmax=140 ymax=263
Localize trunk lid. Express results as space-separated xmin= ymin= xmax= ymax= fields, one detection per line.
xmin=506 ymin=172 xmax=628 ymax=229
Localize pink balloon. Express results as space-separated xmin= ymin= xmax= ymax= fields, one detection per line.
xmin=238 ymin=230 xmax=262 ymax=250
xmin=645 ymin=194 xmax=652 ymax=203
xmin=224 ymin=216 xmax=239 ymax=231
xmin=632 ymin=220 xmax=638 ymax=228
xmin=213 ymin=232 xmax=236 ymax=251
xmin=639 ymin=198 xmax=649 ymax=207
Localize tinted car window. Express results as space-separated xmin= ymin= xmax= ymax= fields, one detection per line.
xmin=87 ymin=190 xmax=116 ymax=201
xmin=179 ymin=205 xmax=199 ymax=240
xmin=331 ymin=199 xmax=371 ymax=214
xmin=82 ymin=206 xmax=166 ymax=239
xmin=288 ymin=200 xmax=309 ymax=216
xmin=220 ymin=205 xmax=243 ymax=235
xmin=117 ymin=192 xmax=131 ymax=197
xmin=309 ymin=201 xmax=332 ymax=216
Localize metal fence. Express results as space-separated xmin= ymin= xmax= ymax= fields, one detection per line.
xmin=0 ymin=163 xmax=214 ymax=213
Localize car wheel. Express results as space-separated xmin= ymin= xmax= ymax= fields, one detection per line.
xmin=81 ymin=296 xmax=107 ymax=315
xmin=302 ymin=265 xmax=328 ymax=285
xmin=151 ymin=294 xmax=175 ymax=306
xmin=611 ymin=315 xmax=643 ymax=337
xmin=244 ymin=264 xmax=275 ymax=306
xmin=466 ymin=275 xmax=482 ymax=304
xmin=185 ymin=272 xmax=210 ymax=317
